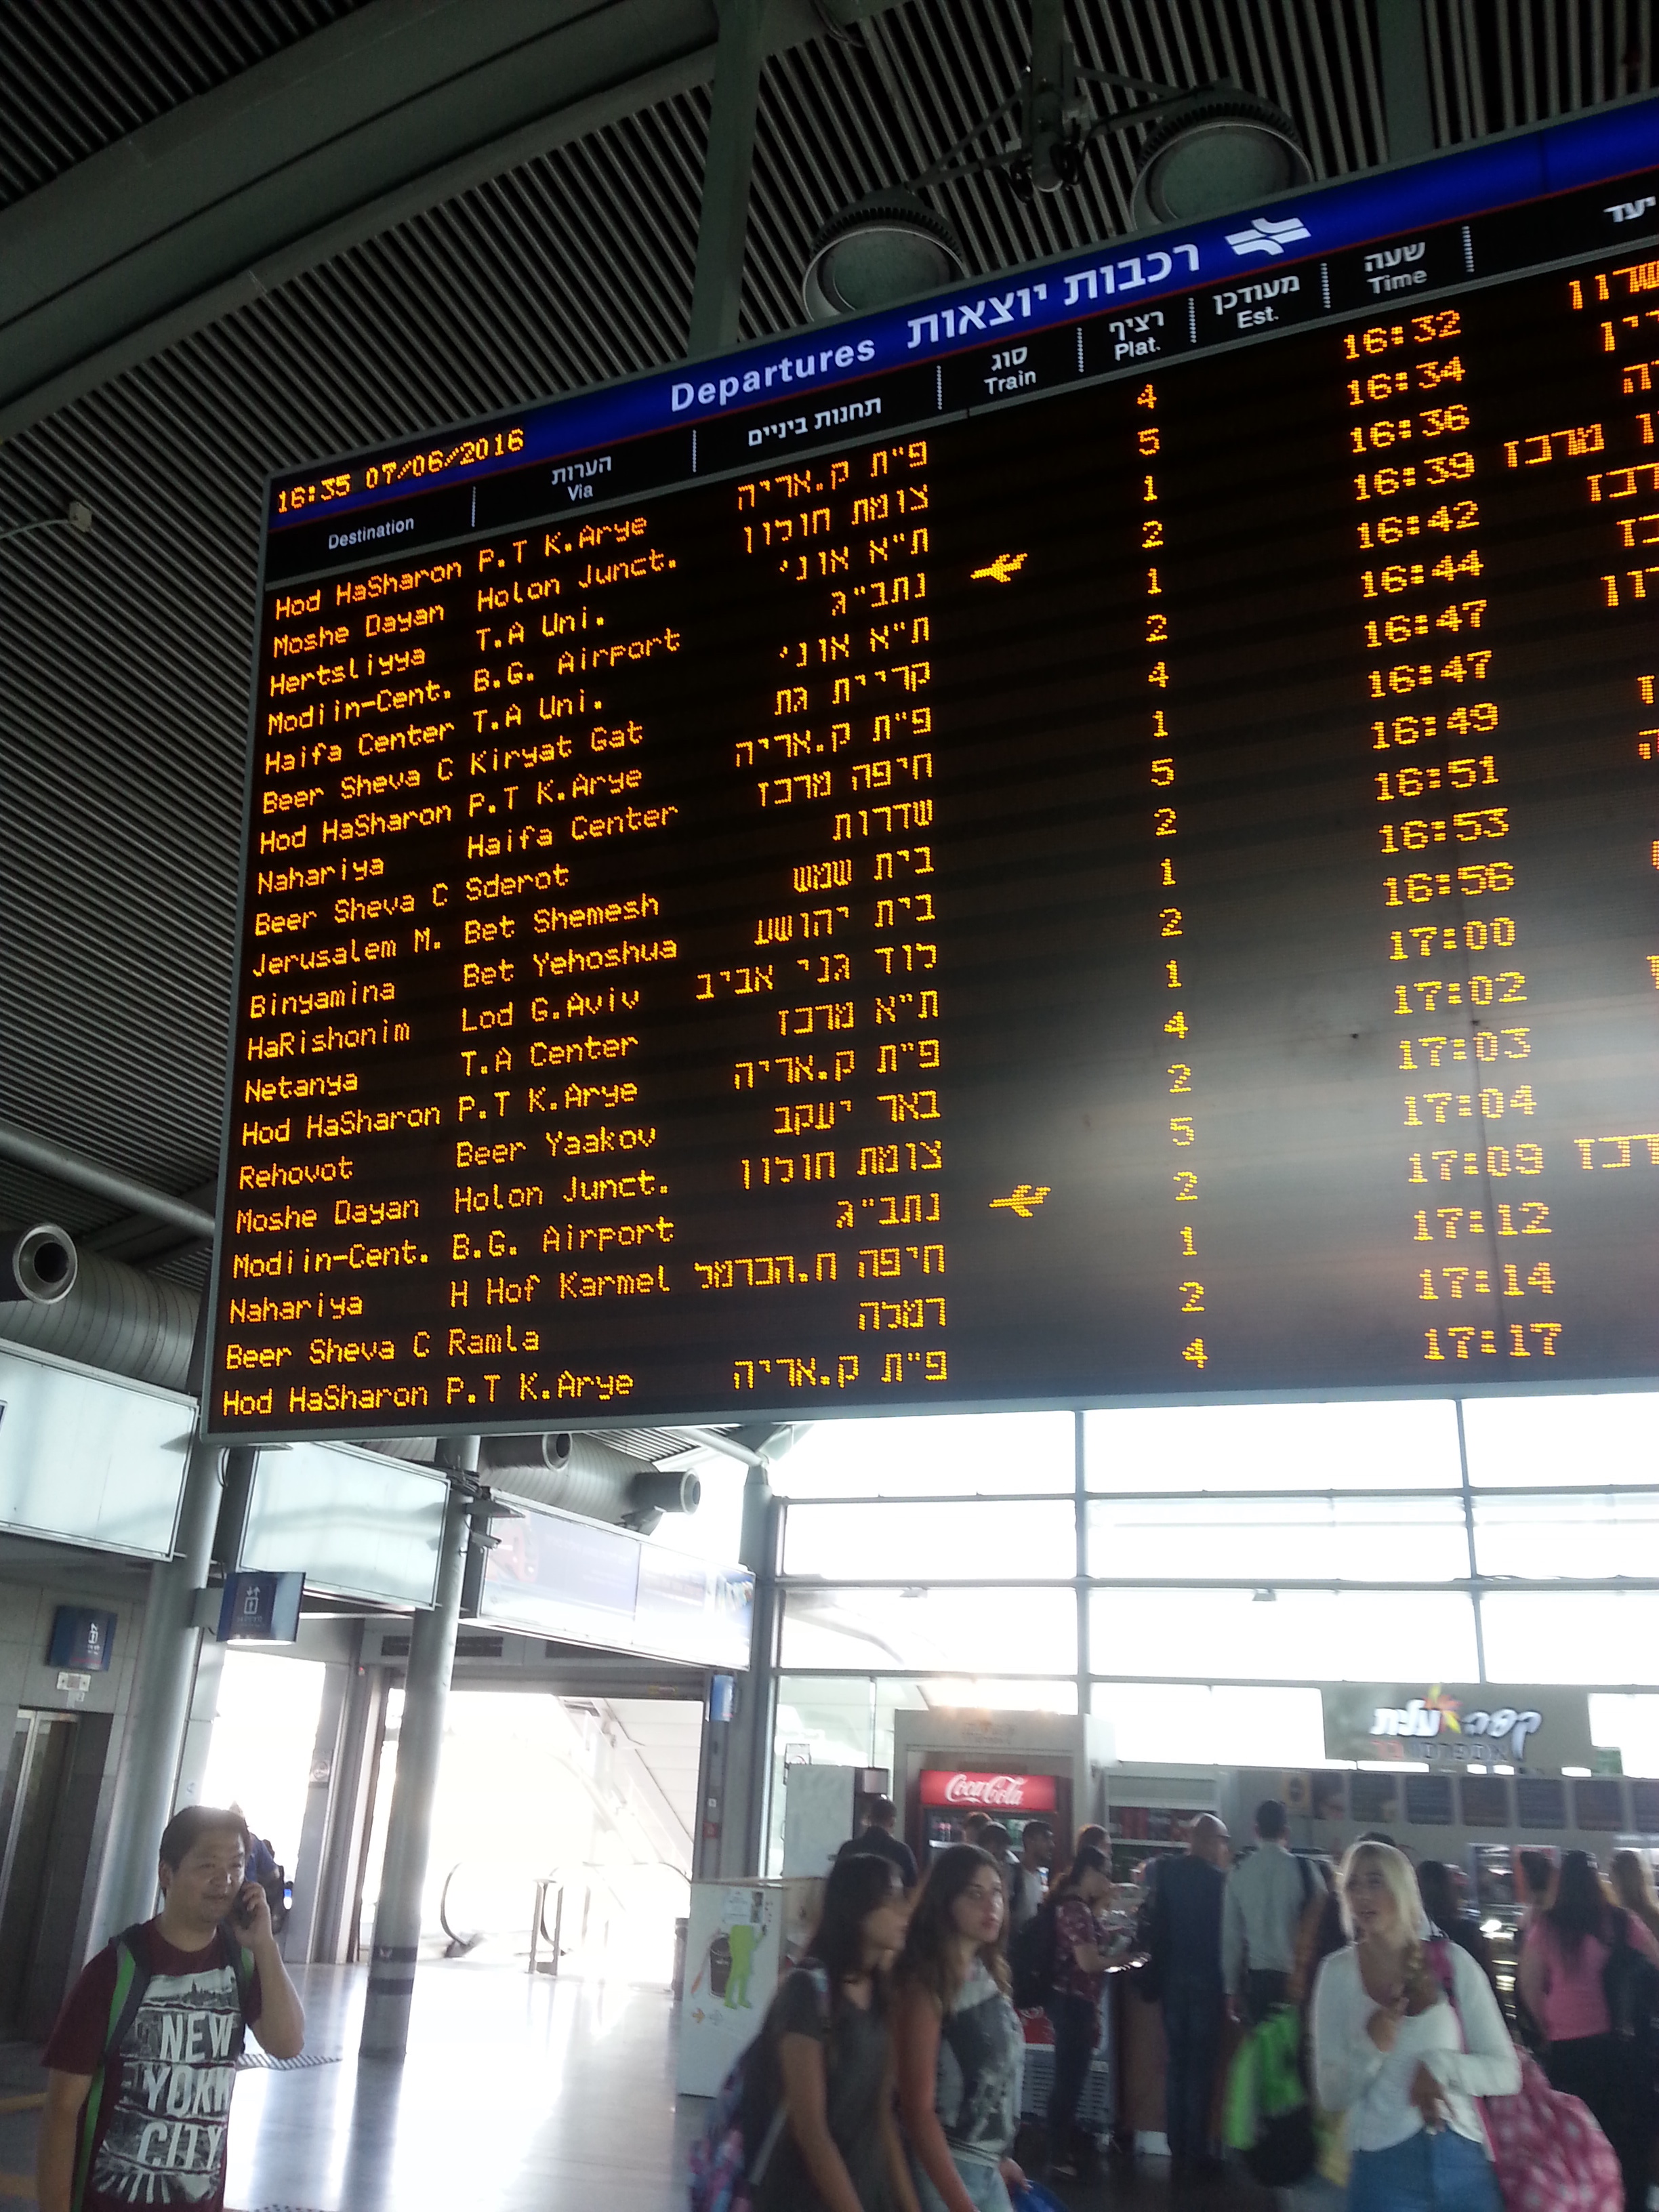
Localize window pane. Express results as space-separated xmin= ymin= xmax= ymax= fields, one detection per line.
xmin=1086 ymin=1494 xmax=1468 ymax=1582
xmin=1091 ymin=1681 xmax=1326 ymax=1767
xmin=1481 ymin=1593 xmax=1659 ymax=1684
xmin=1088 ymin=1586 xmax=1477 ymax=1681
xmin=1589 ymin=1694 xmax=1659 ymax=1778
xmin=1463 ymin=1394 xmax=1659 ymax=1488
xmin=774 ymin=1413 xmax=1073 ymax=1498
xmin=785 ymin=1499 xmax=1076 ymax=1580
xmin=771 ymin=1674 xmax=875 ymax=1876
xmin=1473 ymin=1492 xmax=1659 ymax=1580
xmin=775 ymin=1675 xmax=875 ymax=1768
xmin=1085 ymin=1401 xmax=1460 ymax=1493
xmin=899 ymin=1679 xmax=1079 ymax=1716
xmin=781 ymin=1586 xmax=1076 ymax=1674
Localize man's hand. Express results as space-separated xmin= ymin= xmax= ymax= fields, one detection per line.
xmin=999 ymin=2156 xmax=1026 ymax=2192
xmin=236 ymin=1883 xmax=307 ymax=2060
xmin=233 ymin=1880 xmax=274 ymax=1945
xmin=1409 ymin=2060 xmax=1450 ymax=2131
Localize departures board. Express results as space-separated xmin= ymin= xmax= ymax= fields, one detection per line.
xmin=210 ymin=97 xmax=1659 ymax=1437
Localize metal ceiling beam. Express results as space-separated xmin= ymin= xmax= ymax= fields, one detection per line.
xmin=0 ymin=1118 xmax=215 ymax=1238
xmin=0 ymin=0 xmax=886 ymax=442
xmin=687 ymin=0 xmax=768 ymax=358
xmin=83 ymin=1179 xmax=221 ymax=1264
xmin=1377 ymin=0 xmax=1435 ymax=161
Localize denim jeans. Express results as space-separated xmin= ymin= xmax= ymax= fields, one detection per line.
xmin=1162 ymin=1980 xmax=1224 ymax=2160
xmin=1045 ymin=1993 xmax=1099 ymax=2163
xmin=1347 ymin=2127 xmax=1501 ymax=2212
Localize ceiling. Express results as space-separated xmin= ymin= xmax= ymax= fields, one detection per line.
xmin=0 ymin=0 xmax=1651 ymax=1292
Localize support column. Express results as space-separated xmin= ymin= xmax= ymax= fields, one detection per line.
xmin=1074 ymin=1409 xmax=1090 ymax=1715
xmin=686 ymin=0 xmax=766 ymax=360
xmin=283 ymin=1637 xmax=356 ymax=1963
xmin=314 ymin=1656 xmax=386 ymax=1964
xmin=1376 ymin=0 xmax=1434 ymax=162
xmin=716 ymin=1460 xmax=779 ymax=1877
xmin=85 ymin=1432 xmax=223 ymax=1948
xmin=171 ymin=1631 xmax=227 ymax=1814
xmin=359 ymin=1439 xmax=475 ymax=2059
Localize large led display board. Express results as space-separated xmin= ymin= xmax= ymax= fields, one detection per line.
xmin=209 ymin=99 xmax=1659 ymax=1436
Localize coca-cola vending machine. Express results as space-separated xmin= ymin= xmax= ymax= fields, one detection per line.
xmin=919 ymin=1767 xmax=1064 ymax=1861
xmin=893 ymin=1710 xmax=1116 ymax=1867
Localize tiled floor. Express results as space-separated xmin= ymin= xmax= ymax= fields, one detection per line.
xmin=0 ymin=1962 xmax=1276 ymax=2211
xmin=228 ymin=1961 xmax=697 ymax=2212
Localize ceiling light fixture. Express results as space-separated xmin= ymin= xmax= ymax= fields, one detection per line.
xmin=1129 ymin=89 xmax=1311 ymax=226
xmin=802 ymin=190 xmax=966 ymax=322
xmin=801 ymin=0 xmax=1309 ymax=322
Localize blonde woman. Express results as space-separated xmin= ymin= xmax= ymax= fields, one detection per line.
xmin=1311 ymin=1841 xmax=1517 ymax=2211
xmin=1610 ymin=1847 xmax=1659 ymax=1948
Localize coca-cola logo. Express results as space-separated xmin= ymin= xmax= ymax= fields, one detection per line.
xmin=946 ymin=1774 xmax=1024 ymax=1807
xmin=919 ymin=1769 xmax=1057 ymax=1812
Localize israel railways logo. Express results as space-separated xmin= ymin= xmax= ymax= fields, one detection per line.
xmin=1226 ymin=214 xmax=1313 ymax=258
xmin=1369 ymin=1686 xmax=1542 ymax=1761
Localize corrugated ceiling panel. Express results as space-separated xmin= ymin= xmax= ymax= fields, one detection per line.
xmin=0 ymin=0 xmax=368 ymax=209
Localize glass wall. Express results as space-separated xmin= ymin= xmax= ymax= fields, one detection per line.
xmin=765 ymin=1394 xmax=1659 ymax=1868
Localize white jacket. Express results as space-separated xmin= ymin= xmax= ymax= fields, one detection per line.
xmin=1311 ymin=1942 xmax=1519 ymax=2154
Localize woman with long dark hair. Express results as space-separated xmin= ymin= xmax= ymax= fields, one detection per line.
xmin=1416 ymin=1860 xmax=1500 ymax=2000
xmin=1048 ymin=1822 xmax=1107 ymax=1891
xmin=1042 ymin=1841 xmax=1117 ymax=2179
xmin=743 ymin=1852 xmax=921 ymax=2212
xmin=893 ymin=1845 xmax=1025 ymax=2212
xmin=1518 ymin=1848 xmax=1659 ymax=2210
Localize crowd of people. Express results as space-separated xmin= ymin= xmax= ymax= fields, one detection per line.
xmin=754 ymin=1800 xmax=1136 ymax=2204
xmin=732 ymin=1795 xmax=1659 ymax=2211
xmin=1137 ymin=1801 xmax=1659 ymax=2212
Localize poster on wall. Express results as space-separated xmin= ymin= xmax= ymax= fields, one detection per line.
xmin=1322 ymin=1685 xmax=1594 ymax=1775
xmin=677 ymin=1880 xmax=785 ymax=2096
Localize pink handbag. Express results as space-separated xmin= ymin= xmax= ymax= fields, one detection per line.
xmin=1483 ymin=2046 xmax=1623 ymax=2212
xmin=1428 ymin=1941 xmax=1622 ymax=2212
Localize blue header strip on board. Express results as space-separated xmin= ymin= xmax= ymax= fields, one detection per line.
xmin=268 ymin=92 xmax=1659 ymax=533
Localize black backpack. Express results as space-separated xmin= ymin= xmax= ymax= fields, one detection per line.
xmin=1010 ymin=1896 xmax=1059 ymax=2011
xmin=1604 ymin=1910 xmax=1659 ymax=2054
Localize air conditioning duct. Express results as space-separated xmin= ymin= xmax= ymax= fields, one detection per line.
xmin=476 ymin=1429 xmax=701 ymax=1532
xmin=0 ymin=1223 xmax=78 ymax=1305
xmin=0 ymin=1230 xmax=194 ymax=1391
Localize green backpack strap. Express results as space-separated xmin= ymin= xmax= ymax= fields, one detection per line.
xmin=71 ymin=1927 xmax=150 ymax=2212
xmin=214 ymin=1920 xmax=257 ymax=2057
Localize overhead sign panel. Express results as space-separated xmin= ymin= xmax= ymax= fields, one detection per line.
xmin=208 ymin=99 xmax=1659 ymax=1435
xmin=1321 ymin=1681 xmax=1594 ymax=1774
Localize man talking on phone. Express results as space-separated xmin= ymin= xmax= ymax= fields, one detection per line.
xmin=37 ymin=1805 xmax=305 ymax=2212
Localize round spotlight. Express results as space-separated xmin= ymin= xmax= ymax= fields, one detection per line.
xmin=802 ymin=190 xmax=966 ymax=323
xmin=1130 ymin=94 xmax=1311 ymax=228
